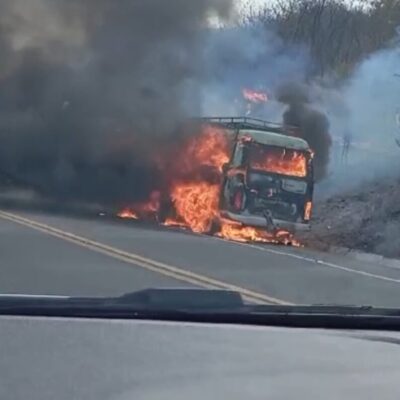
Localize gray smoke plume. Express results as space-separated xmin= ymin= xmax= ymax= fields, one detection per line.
xmin=0 ymin=0 xmax=232 ymax=206
xmin=313 ymin=45 xmax=400 ymax=197
xmin=199 ymin=24 xmax=311 ymax=118
xmin=276 ymin=82 xmax=332 ymax=181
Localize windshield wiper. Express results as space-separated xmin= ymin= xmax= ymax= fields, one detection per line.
xmin=2 ymin=288 xmax=400 ymax=331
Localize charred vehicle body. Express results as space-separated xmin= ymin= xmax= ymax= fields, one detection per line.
xmin=117 ymin=116 xmax=314 ymax=239
xmin=202 ymin=117 xmax=314 ymax=233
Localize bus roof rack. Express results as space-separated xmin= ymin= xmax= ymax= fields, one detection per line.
xmin=194 ymin=117 xmax=297 ymax=134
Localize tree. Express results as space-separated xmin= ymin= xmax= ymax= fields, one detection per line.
xmin=245 ymin=0 xmax=400 ymax=78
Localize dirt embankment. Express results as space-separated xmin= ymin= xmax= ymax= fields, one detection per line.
xmin=300 ymin=177 xmax=400 ymax=258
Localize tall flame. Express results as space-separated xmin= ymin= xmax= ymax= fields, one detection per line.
xmin=166 ymin=125 xmax=230 ymax=233
xmin=169 ymin=182 xmax=220 ymax=233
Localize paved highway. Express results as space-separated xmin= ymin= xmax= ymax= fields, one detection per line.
xmin=1 ymin=207 xmax=400 ymax=306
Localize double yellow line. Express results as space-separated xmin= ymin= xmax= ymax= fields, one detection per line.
xmin=0 ymin=210 xmax=291 ymax=305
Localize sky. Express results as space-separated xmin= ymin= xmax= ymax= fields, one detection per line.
xmin=206 ymin=0 xmax=270 ymax=26
xmin=236 ymin=0 xmax=271 ymax=14
xmin=236 ymin=0 xmax=374 ymax=14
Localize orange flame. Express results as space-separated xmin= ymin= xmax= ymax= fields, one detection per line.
xmin=163 ymin=217 xmax=188 ymax=228
xmin=169 ymin=182 xmax=220 ymax=233
xmin=219 ymin=221 xmax=279 ymax=243
xmin=218 ymin=219 xmax=300 ymax=245
xmin=118 ymin=190 xmax=160 ymax=220
xmin=304 ymin=201 xmax=312 ymax=221
xmin=165 ymin=126 xmax=230 ymax=233
xmin=242 ymin=88 xmax=268 ymax=103
xmin=251 ymin=149 xmax=307 ymax=177
xmin=176 ymin=125 xmax=231 ymax=174
xmin=117 ymin=208 xmax=138 ymax=219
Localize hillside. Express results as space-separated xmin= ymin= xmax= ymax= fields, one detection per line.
xmin=301 ymin=177 xmax=400 ymax=258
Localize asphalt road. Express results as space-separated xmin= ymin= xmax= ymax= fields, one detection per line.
xmin=1 ymin=207 xmax=400 ymax=307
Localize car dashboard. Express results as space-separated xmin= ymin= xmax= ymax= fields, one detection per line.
xmin=1 ymin=315 xmax=399 ymax=400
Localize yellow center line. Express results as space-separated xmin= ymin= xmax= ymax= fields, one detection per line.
xmin=0 ymin=210 xmax=292 ymax=305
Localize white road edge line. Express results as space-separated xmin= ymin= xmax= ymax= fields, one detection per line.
xmin=212 ymin=236 xmax=400 ymax=284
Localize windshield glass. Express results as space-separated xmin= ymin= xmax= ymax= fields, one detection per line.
xmin=0 ymin=0 xmax=398 ymax=314
xmin=248 ymin=144 xmax=308 ymax=177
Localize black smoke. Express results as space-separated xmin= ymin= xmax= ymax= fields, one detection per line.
xmin=277 ymin=82 xmax=332 ymax=181
xmin=0 ymin=0 xmax=232 ymax=206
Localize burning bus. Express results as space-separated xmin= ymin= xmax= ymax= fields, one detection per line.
xmin=118 ymin=117 xmax=313 ymax=243
xmin=202 ymin=117 xmax=314 ymax=234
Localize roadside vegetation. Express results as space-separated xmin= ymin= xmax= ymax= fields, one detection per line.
xmin=243 ymin=0 xmax=400 ymax=78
